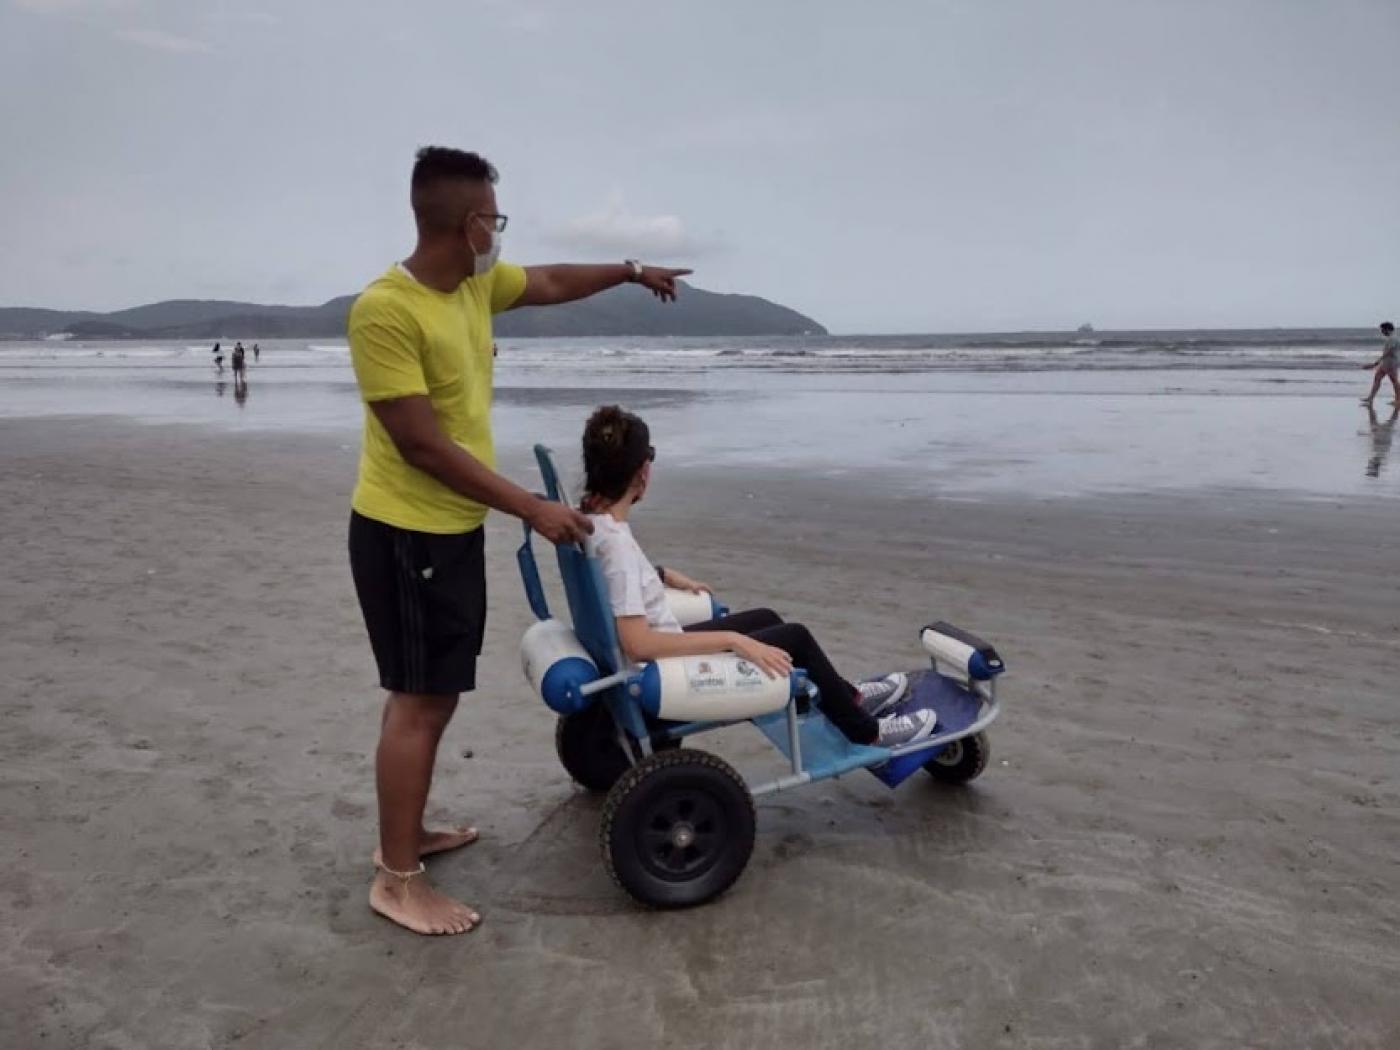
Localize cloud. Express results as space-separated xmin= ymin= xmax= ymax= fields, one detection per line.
xmin=505 ymin=8 xmax=549 ymax=33
xmin=479 ymin=0 xmax=551 ymax=33
xmin=546 ymin=193 xmax=719 ymax=259
xmin=13 ymin=0 xmax=129 ymax=12
xmin=662 ymin=100 xmax=912 ymax=153
xmin=208 ymin=10 xmax=280 ymax=27
xmin=114 ymin=27 xmax=211 ymax=53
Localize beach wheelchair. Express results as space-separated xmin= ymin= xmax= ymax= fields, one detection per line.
xmin=517 ymin=445 xmax=1007 ymax=908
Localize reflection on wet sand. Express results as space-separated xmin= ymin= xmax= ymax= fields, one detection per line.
xmin=1365 ymin=404 xmax=1398 ymax=478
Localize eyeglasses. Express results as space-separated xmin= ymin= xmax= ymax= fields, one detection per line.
xmin=473 ymin=213 xmax=509 ymax=233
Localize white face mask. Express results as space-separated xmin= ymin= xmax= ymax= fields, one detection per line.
xmin=472 ymin=227 xmax=502 ymax=277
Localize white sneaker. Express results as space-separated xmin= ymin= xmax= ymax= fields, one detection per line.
xmin=875 ymin=708 xmax=936 ymax=747
xmin=856 ymin=672 xmax=909 ymax=716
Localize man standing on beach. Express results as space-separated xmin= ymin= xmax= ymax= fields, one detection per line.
xmin=347 ymin=146 xmax=690 ymax=936
xmin=1360 ymin=321 xmax=1399 ymax=406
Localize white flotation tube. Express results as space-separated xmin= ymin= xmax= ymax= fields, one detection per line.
xmin=663 ymin=587 xmax=727 ymax=627
xmin=920 ymin=621 xmax=1005 ymax=681
xmin=521 ymin=619 xmax=600 ymax=714
xmin=630 ymin=653 xmax=798 ymax=721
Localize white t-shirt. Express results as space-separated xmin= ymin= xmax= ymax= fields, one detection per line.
xmin=1383 ymin=335 xmax=1398 ymax=364
xmin=585 ymin=513 xmax=682 ymax=634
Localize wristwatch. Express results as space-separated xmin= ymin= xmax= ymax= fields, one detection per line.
xmin=624 ymin=259 xmax=644 ymax=282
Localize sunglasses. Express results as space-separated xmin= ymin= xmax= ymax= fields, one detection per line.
xmin=647 ymin=445 xmax=656 ymax=462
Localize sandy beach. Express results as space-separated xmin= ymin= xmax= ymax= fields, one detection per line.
xmin=2 ymin=410 xmax=1397 ymax=1049
xmin=7 ymin=0 xmax=1400 ymax=1040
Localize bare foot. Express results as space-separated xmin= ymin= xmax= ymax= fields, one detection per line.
xmin=372 ymin=826 xmax=479 ymax=868
xmin=369 ymin=866 xmax=480 ymax=936
xmin=418 ymin=825 xmax=479 ymax=856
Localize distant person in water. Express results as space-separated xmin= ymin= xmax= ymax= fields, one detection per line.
xmin=252 ymin=343 xmax=261 ymax=362
xmin=1360 ymin=321 xmax=1399 ymax=406
xmin=231 ymin=343 xmax=246 ymax=377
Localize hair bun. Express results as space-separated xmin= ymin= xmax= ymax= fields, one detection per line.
xmin=588 ymin=405 xmax=627 ymax=449
xmin=581 ymin=404 xmax=651 ymax=506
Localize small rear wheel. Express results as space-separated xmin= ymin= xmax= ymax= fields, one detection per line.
xmin=924 ymin=732 xmax=990 ymax=784
xmin=555 ymin=703 xmax=676 ymax=793
xmin=601 ymin=748 xmax=755 ymax=908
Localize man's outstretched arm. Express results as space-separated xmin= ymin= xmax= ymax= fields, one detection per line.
xmin=514 ymin=263 xmax=693 ymax=307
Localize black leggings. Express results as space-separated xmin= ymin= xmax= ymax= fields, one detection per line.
xmin=684 ymin=608 xmax=878 ymax=744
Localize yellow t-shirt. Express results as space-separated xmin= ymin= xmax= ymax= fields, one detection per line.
xmin=348 ymin=261 xmax=527 ymax=533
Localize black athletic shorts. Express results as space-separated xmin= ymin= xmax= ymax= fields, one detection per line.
xmin=348 ymin=511 xmax=486 ymax=695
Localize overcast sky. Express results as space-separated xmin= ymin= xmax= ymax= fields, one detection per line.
xmin=2 ymin=0 xmax=1397 ymax=333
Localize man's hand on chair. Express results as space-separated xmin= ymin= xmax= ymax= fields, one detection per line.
xmin=529 ymin=500 xmax=593 ymax=545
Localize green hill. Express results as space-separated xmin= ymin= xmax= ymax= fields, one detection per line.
xmin=0 ymin=283 xmax=825 ymax=340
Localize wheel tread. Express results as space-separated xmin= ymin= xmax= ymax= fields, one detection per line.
xmin=600 ymin=748 xmax=754 ymax=907
xmin=556 ymin=708 xmax=678 ymax=793
xmin=925 ymin=731 xmax=990 ymax=784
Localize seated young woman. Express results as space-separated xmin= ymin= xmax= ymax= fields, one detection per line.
xmin=578 ymin=405 xmax=936 ymax=748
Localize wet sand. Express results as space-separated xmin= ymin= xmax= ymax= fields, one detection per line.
xmin=2 ymin=416 xmax=1398 ymax=1049
xmin=5 ymin=354 xmax=1400 ymax=503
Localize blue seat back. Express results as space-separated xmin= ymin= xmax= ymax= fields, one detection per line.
xmin=533 ymin=445 xmax=625 ymax=676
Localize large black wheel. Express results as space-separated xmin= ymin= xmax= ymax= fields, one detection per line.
xmin=924 ymin=732 xmax=990 ymax=784
xmin=555 ymin=703 xmax=676 ymax=793
xmin=601 ymin=748 xmax=755 ymax=909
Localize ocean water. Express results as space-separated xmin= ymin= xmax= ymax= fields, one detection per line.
xmin=0 ymin=327 xmax=1383 ymax=376
xmin=2 ymin=331 xmax=1396 ymax=500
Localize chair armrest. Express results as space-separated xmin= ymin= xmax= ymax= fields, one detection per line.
xmin=624 ymin=653 xmax=802 ymax=721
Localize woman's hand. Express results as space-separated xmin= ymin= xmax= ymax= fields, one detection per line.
xmin=728 ymin=633 xmax=793 ymax=680
xmin=663 ymin=568 xmax=712 ymax=594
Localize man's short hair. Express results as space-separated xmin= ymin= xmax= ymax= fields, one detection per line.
xmin=410 ymin=147 xmax=498 ymax=235
xmin=1382 ymin=321 xmax=1395 ymax=332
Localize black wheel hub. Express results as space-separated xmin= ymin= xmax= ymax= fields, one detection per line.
xmin=639 ymin=790 xmax=724 ymax=880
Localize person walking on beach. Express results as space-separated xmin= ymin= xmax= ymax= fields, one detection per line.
xmin=1360 ymin=321 xmax=1399 ymax=406
xmin=231 ymin=342 xmax=246 ymax=378
xmin=252 ymin=343 xmax=260 ymax=363
xmin=212 ymin=342 xmax=224 ymax=373
xmin=347 ymin=146 xmax=691 ymax=936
